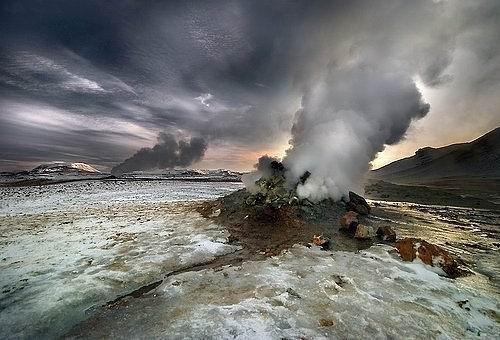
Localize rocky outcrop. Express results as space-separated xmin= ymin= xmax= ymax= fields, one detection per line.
xmin=345 ymin=191 xmax=371 ymax=215
xmin=376 ymin=226 xmax=396 ymax=242
xmin=395 ymin=238 xmax=465 ymax=278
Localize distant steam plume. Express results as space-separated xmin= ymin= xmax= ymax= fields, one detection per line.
xmin=111 ymin=132 xmax=207 ymax=175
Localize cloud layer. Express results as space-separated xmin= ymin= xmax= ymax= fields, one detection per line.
xmin=0 ymin=0 xmax=499 ymax=172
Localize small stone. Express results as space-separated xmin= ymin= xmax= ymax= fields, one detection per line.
xmin=318 ymin=319 xmax=335 ymax=327
xmin=376 ymin=226 xmax=397 ymax=242
xmin=227 ymin=235 xmax=239 ymax=244
xmin=209 ymin=209 xmax=221 ymax=217
xmin=286 ymin=288 xmax=301 ymax=299
xmin=457 ymin=300 xmax=470 ymax=311
xmin=354 ymin=224 xmax=375 ymax=239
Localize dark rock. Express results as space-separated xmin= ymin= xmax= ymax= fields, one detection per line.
xmin=286 ymin=288 xmax=301 ymax=299
xmin=299 ymin=171 xmax=311 ymax=184
xmin=395 ymin=238 xmax=466 ymax=278
xmin=320 ymin=239 xmax=331 ymax=250
xmin=346 ymin=191 xmax=371 ymax=215
xmin=332 ymin=274 xmax=350 ymax=287
xmin=457 ymin=300 xmax=471 ymax=311
xmin=376 ymin=226 xmax=396 ymax=242
xmin=227 ymin=235 xmax=239 ymax=244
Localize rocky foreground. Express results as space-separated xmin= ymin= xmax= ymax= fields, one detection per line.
xmin=197 ymin=161 xmax=469 ymax=278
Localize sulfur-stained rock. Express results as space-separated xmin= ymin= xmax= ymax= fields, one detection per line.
xmin=354 ymin=224 xmax=375 ymax=239
xmin=395 ymin=238 xmax=465 ymax=278
xmin=376 ymin=226 xmax=396 ymax=242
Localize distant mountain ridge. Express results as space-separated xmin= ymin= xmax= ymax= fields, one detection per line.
xmin=0 ymin=164 xmax=243 ymax=186
xmin=117 ymin=168 xmax=243 ymax=181
xmin=370 ymin=127 xmax=500 ymax=183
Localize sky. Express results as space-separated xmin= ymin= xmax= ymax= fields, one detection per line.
xmin=1 ymin=0 xmax=499 ymax=172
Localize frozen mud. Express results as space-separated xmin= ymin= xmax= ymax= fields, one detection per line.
xmin=68 ymin=245 xmax=499 ymax=339
xmin=0 ymin=181 xmax=242 ymax=339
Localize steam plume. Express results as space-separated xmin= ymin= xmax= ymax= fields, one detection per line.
xmin=111 ymin=132 xmax=207 ymax=175
xmin=283 ymin=63 xmax=430 ymax=201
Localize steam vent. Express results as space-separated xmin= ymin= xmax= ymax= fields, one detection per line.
xmin=198 ymin=161 xmax=375 ymax=256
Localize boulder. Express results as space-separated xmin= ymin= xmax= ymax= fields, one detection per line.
xmin=395 ymin=238 xmax=464 ymax=278
xmin=346 ymin=191 xmax=371 ymax=215
xmin=339 ymin=211 xmax=359 ymax=230
xmin=376 ymin=226 xmax=396 ymax=242
xmin=354 ymin=224 xmax=375 ymax=239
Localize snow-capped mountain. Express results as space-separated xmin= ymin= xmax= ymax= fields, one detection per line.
xmin=31 ymin=162 xmax=101 ymax=174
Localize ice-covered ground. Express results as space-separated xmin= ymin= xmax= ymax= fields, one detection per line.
xmin=0 ymin=180 xmax=243 ymax=215
xmin=0 ymin=181 xmax=499 ymax=339
xmin=368 ymin=200 xmax=500 ymax=293
xmin=69 ymin=245 xmax=500 ymax=339
xmin=0 ymin=181 xmax=242 ymax=339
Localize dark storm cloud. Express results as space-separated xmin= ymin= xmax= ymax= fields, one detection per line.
xmin=0 ymin=0 xmax=499 ymax=171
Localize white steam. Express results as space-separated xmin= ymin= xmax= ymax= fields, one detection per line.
xmin=283 ymin=63 xmax=429 ymax=201
xmin=241 ymin=0 xmax=497 ymax=201
xmin=277 ymin=0 xmax=461 ymax=201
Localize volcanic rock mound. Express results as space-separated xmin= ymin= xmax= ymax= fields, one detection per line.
xmin=197 ymin=161 xmax=374 ymax=255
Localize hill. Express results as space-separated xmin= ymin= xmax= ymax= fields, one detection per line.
xmin=371 ymin=127 xmax=500 ymax=183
